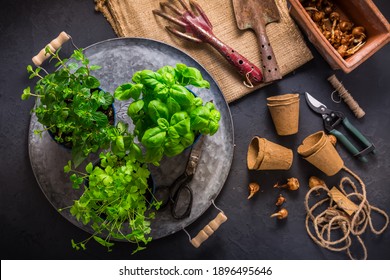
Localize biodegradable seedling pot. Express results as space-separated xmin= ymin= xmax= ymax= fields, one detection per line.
xmin=298 ymin=131 xmax=344 ymax=176
xmin=267 ymin=93 xmax=300 ymax=136
xmin=247 ymin=136 xmax=293 ymax=170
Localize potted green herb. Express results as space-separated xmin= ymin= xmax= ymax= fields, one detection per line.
xmin=61 ymin=122 xmax=161 ymax=254
xmin=114 ymin=63 xmax=221 ymax=165
xmin=21 ymin=47 xmax=115 ymax=166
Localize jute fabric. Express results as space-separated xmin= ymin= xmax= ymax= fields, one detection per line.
xmin=95 ymin=0 xmax=313 ymax=103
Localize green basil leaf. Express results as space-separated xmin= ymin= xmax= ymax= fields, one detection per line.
xmin=137 ymin=70 xmax=162 ymax=89
xmin=166 ymin=97 xmax=181 ymax=116
xmin=157 ymin=65 xmax=176 ymax=77
xmin=193 ymin=96 xmax=203 ymax=106
xmin=145 ymin=147 xmax=164 ymax=165
xmin=169 ymin=85 xmax=194 ymax=108
xmin=141 ymin=127 xmax=166 ymax=148
xmin=164 ymin=138 xmax=185 ymax=157
xmin=127 ymin=99 xmax=145 ymax=119
xmin=161 ymin=72 xmax=175 ymax=86
xmin=208 ymin=120 xmax=219 ymax=135
xmin=115 ymin=135 xmax=125 ymax=151
xmin=210 ymin=109 xmax=221 ymax=122
xmin=181 ymin=131 xmax=195 ymax=148
xmin=190 ymin=106 xmax=210 ymax=131
xmin=153 ymin=83 xmax=169 ymax=100
xmin=130 ymin=143 xmax=143 ymax=161
xmin=170 ymin=111 xmax=190 ymax=136
xmin=148 ymin=99 xmax=169 ymax=123
xmin=157 ymin=118 xmax=169 ymax=131
xmin=168 ymin=126 xmax=180 ymax=138
xmin=205 ymin=101 xmax=216 ymax=111
xmin=175 ymin=64 xmax=210 ymax=88
xmin=114 ymin=83 xmax=143 ymax=101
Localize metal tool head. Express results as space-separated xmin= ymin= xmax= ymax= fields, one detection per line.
xmin=185 ymin=134 xmax=205 ymax=176
xmin=305 ymin=92 xmax=332 ymax=118
xmin=232 ymin=0 xmax=280 ymax=30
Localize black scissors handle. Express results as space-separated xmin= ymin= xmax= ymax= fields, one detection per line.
xmin=166 ymin=173 xmax=192 ymax=219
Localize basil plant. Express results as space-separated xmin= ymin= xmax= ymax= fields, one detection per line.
xmin=114 ymin=64 xmax=221 ymax=165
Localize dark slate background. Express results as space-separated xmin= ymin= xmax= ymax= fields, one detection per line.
xmin=1 ymin=0 xmax=389 ymax=260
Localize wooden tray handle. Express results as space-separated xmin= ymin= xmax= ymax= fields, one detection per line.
xmin=32 ymin=31 xmax=70 ymax=66
xmin=190 ymin=212 xmax=227 ymax=248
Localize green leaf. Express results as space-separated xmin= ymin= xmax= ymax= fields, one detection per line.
xmin=114 ymin=83 xmax=143 ymax=101
xmin=85 ymin=76 xmax=100 ymax=89
xmin=166 ymin=97 xmax=181 ymax=116
xmin=169 ymin=85 xmax=194 ymax=108
xmin=115 ymin=135 xmax=125 ymax=151
xmin=71 ymin=49 xmax=85 ymax=61
xmin=21 ymin=87 xmax=31 ymax=100
xmin=64 ymin=161 xmax=72 ymax=173
xmin=170 ymin=111 xmax=190 ymax=136
xmin=68 ymin=62 xmax=79 ymax=71
xmin=157 ymin=118 xmax=169 ymax=131
xmin=71 ymin=239 xmax=80 ymax=250
xmin=207 ymin=119 xmax=219 ymax=135
xmin=141 ymin=127 xmax=166 ymax=148
xmin=26 ymin=65 xmax=33 ymax=73
xmin=127 ymin=100 xmax=144 ymax=119
xmin=89 ymin=65 xmax=102 ymax=71
xmin=147 ymin=100 xmax=169 ymax=123
xmin=164 ymin=138 xmax=184 ymax=157
xmin=86 ymin=162 xmax=93 ymax=174
xmin=181 ymin=131 xmax=195 ymax=147
xmin=190 ymin=106 xmax=211 ymax=131
xmin=93 ymin=236 xmax=115 ymax=249
xmin=157 ymin=65 xmax=176 ymax=78
xmin=180 ymin=65 xmax=210 ymax=88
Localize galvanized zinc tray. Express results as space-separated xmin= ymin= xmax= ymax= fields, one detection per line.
xmin=28 ymin=37 xmax=234 ymax=239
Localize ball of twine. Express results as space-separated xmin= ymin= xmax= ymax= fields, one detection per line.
xmin=304 ymin=166 xmax=389 ymax=260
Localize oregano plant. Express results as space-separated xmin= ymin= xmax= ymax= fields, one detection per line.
xmin=22 ymin=47 xmax=115 ymax=166
xmin=61 ymin=122 xmax=161 ymax=254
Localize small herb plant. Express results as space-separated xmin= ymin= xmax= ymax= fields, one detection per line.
xmin=22 ymin=47 xmax=115 ymax=166
xmin=114 ymin=63 xmax=221 ymax=164
xmin=61 ymin=122 xmax=161 ymax=254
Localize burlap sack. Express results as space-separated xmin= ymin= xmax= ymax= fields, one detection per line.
xmin=95 ymin=0 xmax=313 ymax=103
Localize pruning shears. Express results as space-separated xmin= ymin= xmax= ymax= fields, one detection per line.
xmin=305 ymin=92 xmax=375 ymax=163
xmin=155 ymin=135 xmax=205 ymax=219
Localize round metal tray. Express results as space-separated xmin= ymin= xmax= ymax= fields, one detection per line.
xmin=28 ymin=37 xmax=234 ymax=239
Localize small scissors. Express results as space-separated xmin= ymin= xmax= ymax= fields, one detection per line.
xmin=305 ymin=92 xmax=375 ymax=162
xmin=155 ymin=135 xmax=205 ymax=219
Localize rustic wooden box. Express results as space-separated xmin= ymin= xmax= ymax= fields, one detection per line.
xmin=289 ymin=0 xmax=390 ymax=73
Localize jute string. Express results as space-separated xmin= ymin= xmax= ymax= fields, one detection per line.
xmin=328 ymin=74 xmax=365 ymax=118
xmin=305 ymin=165 xmax=389 ymax=260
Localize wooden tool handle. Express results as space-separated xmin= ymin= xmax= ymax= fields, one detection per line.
xmin=190 ymin=212 xmax=227 ymax=248
xmin=253 ymin=18 xmax=282 ymax=83
xmin=32 ymin=31 xmax=70 ymax=66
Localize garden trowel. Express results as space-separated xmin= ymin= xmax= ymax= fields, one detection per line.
xmin=232 ymin=0 xmax=282 ymax=82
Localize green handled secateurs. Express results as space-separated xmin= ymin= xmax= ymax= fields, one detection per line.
xmin=305 ymin=92 xmax=375 ymax=163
